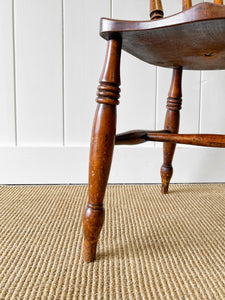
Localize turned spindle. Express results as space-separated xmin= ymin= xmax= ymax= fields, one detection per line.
xmin=150 ymin=0 xmax=164 ymax=20
xmin=161 ymin=67 xmax=183 ymax=194
xmin=183 ymin=0 xmax=192 ymax=10
xmin=214 ymin=0 xmax=223 ymax=4
xmin=82 ymin=39 xmax=122 ymax=263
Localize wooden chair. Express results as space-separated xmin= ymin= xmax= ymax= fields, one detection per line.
xmin=82 ymin=0 xmax=225 ymax=262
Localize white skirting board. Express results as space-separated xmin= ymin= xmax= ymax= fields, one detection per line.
xmin=0 ymin=146 xmax=225 ymax=184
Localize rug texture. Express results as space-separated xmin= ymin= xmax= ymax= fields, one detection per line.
xmin=0 ymin=184 xmax=224 ymax=299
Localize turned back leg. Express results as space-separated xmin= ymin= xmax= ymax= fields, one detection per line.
xmin=161 ymin=67 xmax=183 ymax=194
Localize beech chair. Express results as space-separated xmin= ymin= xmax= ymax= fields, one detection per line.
xmin=82 ymin=0 xmax=225 ymax=262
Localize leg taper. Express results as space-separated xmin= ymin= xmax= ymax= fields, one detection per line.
xmin=83 ymin=104 xmax=117 ymax=262
xmin=161 ymin=67 xmax=182 ymax=194
xmin=82 ymin=39 xmax=122 ymax=262
xmin=83 ymin=205 xmax=105 ymax=262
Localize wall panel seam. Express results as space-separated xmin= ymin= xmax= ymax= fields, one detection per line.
xmin=154 ymin=66 xmax=158 ymax=148
xmin=62 ymin=0 xmax=65 ymax=146
xmin=12 ymin=0 xmax=18 ymax=146
xmin=198 ymin=71 xmax=203 ymax=133
xmin=110 ymin=0 xmax=113 ymax=18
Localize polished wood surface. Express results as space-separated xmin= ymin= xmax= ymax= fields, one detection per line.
xmin=83 ymin=1 xmax=225 ymax=262
xmin=161 ymin=68 xmax=182 ymax=194
xmin=150 ymin=0 xmax=164 ymax=20
xmin=116 ymin=130 xmax=169 ymax=145
xmin=183 ymin=0 xmax=192 ymax=10
xmin=82 ymin=39 xmax=122 ymax=263
xmin=116 ymin=131 xmax=225 ymax=148
xmin=100 ymin=3 xmax=225 ymax=70
xmin=214 ymin=0 xmax=223 ymax=4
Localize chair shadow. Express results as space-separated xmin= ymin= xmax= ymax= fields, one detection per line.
xmin=97 ymin=234 xmax=163 ymax=261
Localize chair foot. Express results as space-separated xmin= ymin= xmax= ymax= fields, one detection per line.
xmin=82 ymin=240 xmax=97 ymax=263
xmin=161 ymin=183 xmax=169 ymax=194
xmin=161 ymin=165 xmax=173 ymax=194
xmin=82 ymin=205 xmax=105 ymax=263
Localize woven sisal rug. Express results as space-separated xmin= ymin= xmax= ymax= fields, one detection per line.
xmin=0 ymin=184 xmax=224 ymax=299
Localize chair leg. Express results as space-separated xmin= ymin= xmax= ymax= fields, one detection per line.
xmin=82 ymin=39 xmax=122 ymax=262
xmin=161 ymin=67 xmax=183 ymax=194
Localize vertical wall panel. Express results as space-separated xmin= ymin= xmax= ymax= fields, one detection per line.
xmin=112 ymin=0 xmax=156 ymax=137
xmin=156 ymin=0 xmax=202 ymax=139
xmin=14 ymin=0 xmax=63 ymax=146
xmin=201 ymin=0 xmax=224 ymax=134
xmin=64 ymin=0 xmax=110 ymax=146
xmin=200 ymin=71 xmax=225 ymax=134
xmin=156 ymin=69 xmax=201 ymax=134
xmin=113 ymin=0 xmax=149 ymax=20
xmin=0 ymin=0 xmax=16 ymax=145
xmin=0 ymin=0 xmax=225 ymax=184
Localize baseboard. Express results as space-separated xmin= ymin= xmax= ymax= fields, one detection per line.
xmin=0 ymin=146 xmax=225 ymax=184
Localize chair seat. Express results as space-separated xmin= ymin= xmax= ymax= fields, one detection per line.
xmin=83 ymin=0 xmax=225 ymax=264
xmin=100 ymin=3 xmax=225 ymax=70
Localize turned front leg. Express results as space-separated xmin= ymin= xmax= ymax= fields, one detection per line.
xmin=161 ymin=67 xmax=182 ymax=194
xmin=82 ymin=39 xmax=121 ymax=262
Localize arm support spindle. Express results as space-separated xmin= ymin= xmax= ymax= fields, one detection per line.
xmin=214 ymin=0 xmax=223 ymax=4
xmin=183 ymin=0 xmax=192 ymax=10
xmin=150 ymin=0 xmax=164 ymax=20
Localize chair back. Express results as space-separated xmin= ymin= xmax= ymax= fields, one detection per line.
xmin=150 ymin=0 xmax=224 ymax=20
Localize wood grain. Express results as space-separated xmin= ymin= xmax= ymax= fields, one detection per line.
xmin=83 ymin=39 xmax=122 ymax=262
xmin=116 ymin=130 xmax=169 ymax=145
xmin=161 ymin=68 xmax=182 ymax=194
xmin=183 ymin=0 xmax=192 ymax=10
xmin=150 ymin=0 xmax=164 ymax=20
xmin=116 ymin=130 xmax=225 ymax=148
xmin=214 ymin=0 xmax=223 ymax=5
xmin=82 ymin=0 xmax=225 ymax=263
xmin=100 ymin=3 xmax=225 ymax=70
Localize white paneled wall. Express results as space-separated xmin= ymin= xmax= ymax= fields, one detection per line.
xmin=15 ymin=0 xmax=63 ymax=146
xmin=64 ymin=0 xmax=110 ymax=146
xmin=0 ymin=1 xmax=15 ymax=146
xmin=0 ymin=0 xmax=225 ymax=184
